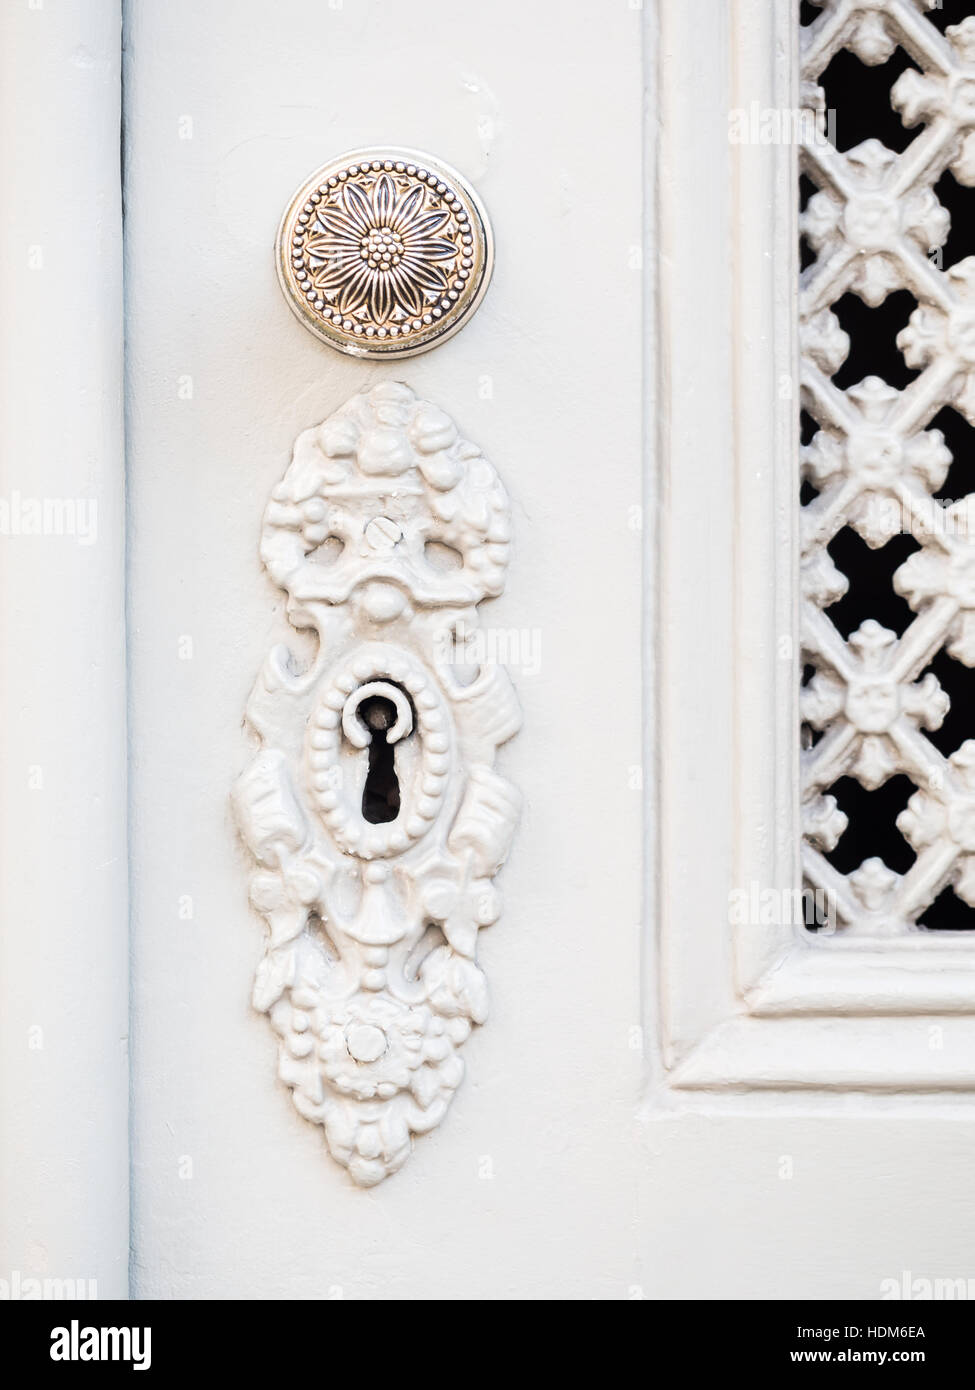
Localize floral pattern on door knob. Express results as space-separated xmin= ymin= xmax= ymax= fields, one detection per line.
xmin=234 ymin=382 xmax=521 ymax=1185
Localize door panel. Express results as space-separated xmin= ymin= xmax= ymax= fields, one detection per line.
xmin=124 ymin=0 xmax=644 ymax=1298
xmin=119 ymin=0 xmax=975 ymax=1300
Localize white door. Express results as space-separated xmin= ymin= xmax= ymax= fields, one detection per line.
xmin=5 ymin=0 xmax=975 ymax=1307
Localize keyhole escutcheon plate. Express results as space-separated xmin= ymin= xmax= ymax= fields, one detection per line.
xmin=234 ymin=382 xmax=521 ymax=1186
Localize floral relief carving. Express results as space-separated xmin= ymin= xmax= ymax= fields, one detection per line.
xmin=801 ymin=3 xmax=975 ymax=933
xmin=234 ymin=383 xmax=520 ymax=1184
xmin=802 ymin=619 xmax=949 ymax=790
xmin=841 ymin=4 xmax=902 ymax=68
xmin=891 ymin=17 xmax=975 ymax=183
xmin=801 ymin=140 xmax=949 ymax=306
xmin=276 ymin=152 xmax=493 ymax=359
xmin=898 ymin=260 xmax=975 ymax=421
xmin=303 ymin=174 xmax=461 ymax=328
xmin=898 ymin=741 xmax=975 ymax=905
xmin=802 ymin=378 xmax=952 ymax=548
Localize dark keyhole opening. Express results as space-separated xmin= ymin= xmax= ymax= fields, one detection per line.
xmin=359 ymin=695 xmax=401 ymax=824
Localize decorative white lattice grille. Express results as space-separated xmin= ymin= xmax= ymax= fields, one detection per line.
xmin=801 ymin=1 xmax=975 ymax=934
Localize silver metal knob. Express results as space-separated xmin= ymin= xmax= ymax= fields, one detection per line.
xmin=276 ymin=147 xmax=494 ymax=359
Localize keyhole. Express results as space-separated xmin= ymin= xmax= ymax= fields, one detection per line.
xmin=359 ymin=696 xmax=401 ymax=824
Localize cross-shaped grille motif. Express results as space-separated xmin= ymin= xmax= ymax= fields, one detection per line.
xmin=802 ymin=1 xmax=975 ymax=933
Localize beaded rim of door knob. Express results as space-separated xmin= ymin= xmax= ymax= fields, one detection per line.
xmin=275 ymin=147 xmax=494 ymax=360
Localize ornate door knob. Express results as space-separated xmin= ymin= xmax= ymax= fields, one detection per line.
xmin=276 ymin=147 xmax=494 ymax=359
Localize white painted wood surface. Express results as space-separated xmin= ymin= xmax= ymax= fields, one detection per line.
xmin=5 ymin=0 xmax=975 ymax=1300
xmin=0 ymin=0 xmax=128 ymax=1299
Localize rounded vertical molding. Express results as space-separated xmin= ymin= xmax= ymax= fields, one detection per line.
xmin=0 ymin=2 xmax=128 ymax=1296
